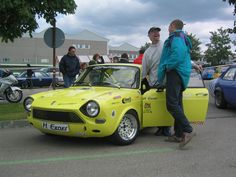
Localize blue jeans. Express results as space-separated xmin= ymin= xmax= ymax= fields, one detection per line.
xmin=165 ymin=70 xmax=192 ymax=138
xmin=63 ymin=74 xmax=76 ymax=88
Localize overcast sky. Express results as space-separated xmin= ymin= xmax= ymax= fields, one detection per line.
xmin=36 ymin=0 xmax=235 ymax=52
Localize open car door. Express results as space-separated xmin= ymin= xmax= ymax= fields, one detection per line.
xmin=142 ymin=70 xmax=209 ymax=128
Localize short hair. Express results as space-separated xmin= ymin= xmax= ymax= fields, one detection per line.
xmin=121 ymin=53 xmax=128 ymax=59
xmin=68 ymin=46 xmax=76 ymax=51
xmin=170 ymin=19 xmax=184 ymax=30
xmin=92 ymin=53 xmax=100 ymax=60
xmin=113 ymin=56 xmax=119 ymax=60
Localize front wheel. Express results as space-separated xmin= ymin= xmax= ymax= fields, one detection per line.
xmin=110 ymin=111 xmax=139 ymax=145
xmin=5 ymin=89 xmax=23 ymax=103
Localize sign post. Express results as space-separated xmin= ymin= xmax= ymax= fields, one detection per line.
xmin=44 ymin=24 xmax=65 ymax=89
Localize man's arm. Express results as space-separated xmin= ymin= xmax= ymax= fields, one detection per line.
xmin=141 ymin=53 xmax=148 ymax=79
xmin=191 ymin=61 xmax=203 ymax=71
xmin=75 ymin=57 xmax=81 ymax=75
xmin=157 ymin=52 xmax=166 ymax=85
xmin=59 ymin=57 xmax=66 ymax=75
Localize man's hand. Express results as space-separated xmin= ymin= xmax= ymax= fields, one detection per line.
xmin=193 ymin=64 xmax=203 ymax=72
xmin=156 ymin=83 xmax=165 ymax=92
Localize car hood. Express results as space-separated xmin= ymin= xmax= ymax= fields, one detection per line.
xmin=31 ymin=86 xmax=136 ymax=109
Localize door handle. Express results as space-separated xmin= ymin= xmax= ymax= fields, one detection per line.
xmin=196 ymin=93 xmax=208 ymax=96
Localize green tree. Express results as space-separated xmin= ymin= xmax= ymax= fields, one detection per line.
xmin=223 ymin=0 xmax=236 ymax=33
xmin=0 ymin=0 xmax=77 ymax=42
xmin=204 ymin=28 xmax=233 ymax=65
xmin=187 ymin=33 xmax=202 ymax=61
xmin=140 ymin=42 xmax=150 ymax=51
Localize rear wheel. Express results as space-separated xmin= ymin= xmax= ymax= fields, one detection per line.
xmin=110 ymin=111 xmax=139 ymax=145
xmin=215 ymin=90 xmax=227 ymax=108
xmin=21 ymin=82 xmax=28 ymax=89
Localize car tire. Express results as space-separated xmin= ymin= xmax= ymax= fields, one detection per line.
xmin=215 ymin=90 xmax=227 ymax=109
xmin=110 ymin=110 xmax=139 ymax=145
xmin=21 ymin=81 xmax=28 ymax=89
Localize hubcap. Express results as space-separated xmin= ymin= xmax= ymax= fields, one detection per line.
xmin=7 ymin=91 xmax=21 ymax=101
xmin=118 ymin=114 xmax=138 ymax=141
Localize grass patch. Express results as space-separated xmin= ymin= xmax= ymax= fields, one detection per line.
xmin=0 ymin=103 xmax=27 ymax=121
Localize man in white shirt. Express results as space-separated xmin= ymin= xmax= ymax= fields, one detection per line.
xmin=142 ymin=27 xmax=171 ymax=136
xmin=142 ymin=27 xmax=163 ymax=86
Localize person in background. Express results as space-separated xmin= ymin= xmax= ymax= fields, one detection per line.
xmin=118 ymin=53 xmax=129 ymax=63
xmin=89 ymin=53 xmax=104 ymax=65
xmin=26 ymin=64 xmax=34 ymax=89
xmin=112 ymin=56 xmax=119 ymax=63
xmin=59 ymin=46 xmax=80 ymax=88
xmin=157 ymin=19 xmax=195 ymax=148
xmin=133 ymin=48 xmax=145 ymax=64
xmin=79 ymin=63 xmax=88 ymax=75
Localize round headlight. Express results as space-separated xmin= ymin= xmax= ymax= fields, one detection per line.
xmin=86 ymin=101 xmax=99 ymax=117
xmin=23 ymin=97 xmax=34 ymax=112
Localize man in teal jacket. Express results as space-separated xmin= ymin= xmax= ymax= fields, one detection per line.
xmin=157 ymin=19 xmax=194 ymax=148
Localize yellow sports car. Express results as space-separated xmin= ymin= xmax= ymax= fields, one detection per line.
xmin=23 ymin=64 xmax=209 ymax=145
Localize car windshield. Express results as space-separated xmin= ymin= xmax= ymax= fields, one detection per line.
xmin=74 ymin=65 xmax=140 ymax=89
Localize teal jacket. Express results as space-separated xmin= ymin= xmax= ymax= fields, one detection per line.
xmin=157 ymin=30 xmax=192 ymax=90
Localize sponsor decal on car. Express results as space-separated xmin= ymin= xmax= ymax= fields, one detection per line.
xmin=148 ymin=97 xmax=157 ymax=100
xmin=112 ymin=102 xmax=120 ymax=105
xmin=113 ymin=95 xmax=122 ymax=99
xmin=143 ymin=103 xmax=152 ymax=113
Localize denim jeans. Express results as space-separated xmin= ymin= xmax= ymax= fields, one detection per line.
xmin=165 ymin=70 xmax=192 ymax=138
xmin=63 ymin=74 xmax=76 ymax=88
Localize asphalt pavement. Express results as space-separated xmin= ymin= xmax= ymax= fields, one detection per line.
xmin=1 ymin=83 xmax=236 ymax=177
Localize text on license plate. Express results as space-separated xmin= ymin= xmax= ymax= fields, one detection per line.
xmin=42 ymin=122 xmax=69 ymax=132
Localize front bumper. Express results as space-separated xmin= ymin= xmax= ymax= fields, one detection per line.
xmin=27 ymin=108 xmax=118 ymax=138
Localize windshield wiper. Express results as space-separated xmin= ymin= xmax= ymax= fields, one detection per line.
xmin=74 ymin=81 xmax=92 ymax=86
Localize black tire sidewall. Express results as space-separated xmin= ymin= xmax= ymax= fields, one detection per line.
xmin=215 ymin=90 xmax=227 ymax=108
xmin=5 ymin=90 xmax=23 ymax=103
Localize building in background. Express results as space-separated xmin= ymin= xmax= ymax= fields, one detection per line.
xmin=109 ymin=42 xmax=139 ymax=62
xmin=0 ymin=29 xmax=139 ymax=66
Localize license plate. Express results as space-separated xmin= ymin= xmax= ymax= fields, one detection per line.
xmin=42 ymin=122 xmax=69 ymax=132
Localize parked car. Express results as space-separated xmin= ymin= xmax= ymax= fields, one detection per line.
xmin=39 ymin=67 xmax=64 ymax=86
xmin=39 ymin=67 xmax=60 ymax=74
xmin=16 ymin=71 xmax=58 ymax=88
xmin=23 ymin=64 xmax=209 ymax=145
xmin=202 ymin=67 xmax=215 ymax=80
xmin=213 ymin=65 xmax=236 ymax=108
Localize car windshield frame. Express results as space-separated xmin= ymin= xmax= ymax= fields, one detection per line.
xmin=74 ymin=65 xmax=141 ymax=89
xmin=188 ymin=69 xmax=207 ymax=88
